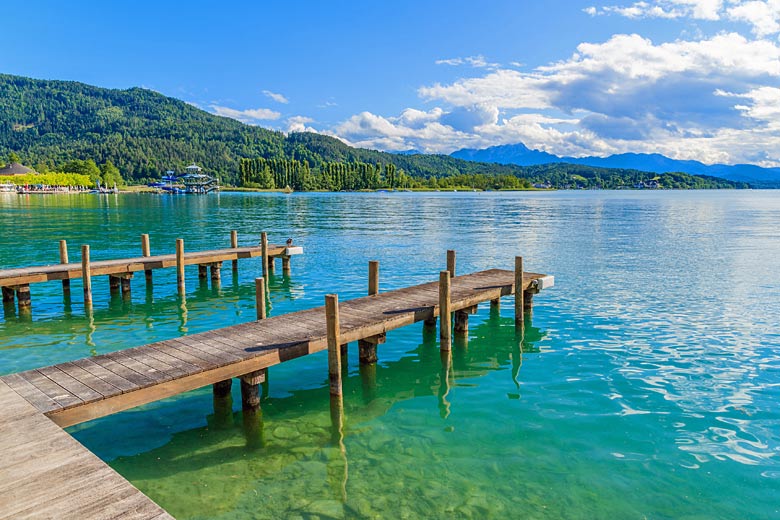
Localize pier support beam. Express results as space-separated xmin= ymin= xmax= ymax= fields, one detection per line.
xmin=2 ymin=286 xmax=14 ymax=304
xmin=213 ymin=378 xmax=232 ymax=399
xmin=358 ymin=334 xmax=385 ymax=365
xmin=210 ymin=262 xmax=222 ymax=285
xmin=141 ymin=234 xmax=152 ymax=284
xmin=82 ymin=245 xmax=92 ymax=306
xmin=176 ymin=239 xmax=185 ymax=294
xmin=490 ymin=298 xmax=500 ymax=310
xmin=261 ymin=232 xmax=269 ymax=279
xmin=120 ymin=274 xmax=132 ymax=298
xmin=447 ymin=249 xmax=456 ymax=277
xmin=368 ymin=260 xmax=379 ymax=296
xmin=514 ymin=256 xmax=524 ymax=329
xmin=282 ymin=255 xmax=291 ymax=274
xmin=230 ymin=230 xmax=238 ymax=271
xmin=109 ymin=276 xmax=121 ymax=296
xmin=198 ymin=265 xmax=208 ymax=280
xmin=268 ymin=255 xmax=276 ymax=273
xmin=59 ymin=240 xmax=70 ymax=294
xmin=454 ymin=305 xmax=477 ymax=337
xmin=255 ymin=277 xmax=266 ymax=320
xmin=439 ymin=271 xmax=451 ymax=351
xmin=240 ymin=370 xmax=266 ymax=410
xmin=16 ymin=285 xmax=31 ymax=310
xmin=326 ymin=294 xmax=343 ymax=398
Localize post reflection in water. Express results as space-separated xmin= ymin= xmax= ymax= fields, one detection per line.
xmin=242 ymin=407 xmax=264 ymax=450
xmin=438 ymin=349 xmax=453 ymax=419
xmin=177 ymin=294 xmax=188 ymax=334
xmin=328 ymin=392 xmax=348 ymax=506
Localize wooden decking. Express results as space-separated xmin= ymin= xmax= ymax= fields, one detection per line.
xmin=0 ymin=379 xmax=173 ymax=520
xmin=0 ymin=245 xmax=295 ymax=287
xmin=0 ymin=267 xmax=552 ymax=519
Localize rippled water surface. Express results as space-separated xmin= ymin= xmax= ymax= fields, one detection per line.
xmin=1 ymin=191 xmax=779 ymax=518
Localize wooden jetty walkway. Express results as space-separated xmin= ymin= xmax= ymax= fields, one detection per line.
xmin=0 ymin=255 xmax=552 ymax=518
xmin=0 ymin=231 xmax=302 ymax=313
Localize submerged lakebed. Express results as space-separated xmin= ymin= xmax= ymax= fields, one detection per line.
xmin=1 ymin=190 xmax=779 ymax=518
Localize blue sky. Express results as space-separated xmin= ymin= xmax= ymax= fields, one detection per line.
xmin=2 ymin=0 xmax=780 ymax=165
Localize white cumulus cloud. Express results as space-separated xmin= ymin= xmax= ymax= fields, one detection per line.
xmin=210 ymin=105 xmax=281 ymax=123
xmin=262 ymin=90 xmax=289 ymax=104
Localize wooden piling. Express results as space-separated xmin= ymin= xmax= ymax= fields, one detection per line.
xmin=515 ymin=256 xmax=524 ymax=327
xmin=176 ymin=239 xmax=185 ymax=294
xmin=240 ymin=370 xmax=265 ymax=410
xmin=268 ymin=255 xmax=275 ymax=273
xmin=326 ymin=294 xmax=342 ymax=397
xmin=210 ymin=262 xmax=221 ymax=284
xmin=212 ymin=378 xmax=232 ymax=399
xmin=120 ymin=275 xmax=132 ymax=297
xmin=490 ymin=298 xmax=500 ymax=310
xmin=261 ymin=232 xmax=269 ymax=279
xmin=109 ymin=276 xmax=120 ymax=295
xmin=282 ymin=255 xmax=291 ymax=274
xmin=141 ymin=234 xmax=152 ymax=283
xmin=198 ymin=265 xmax=208 ymax=279
xmin=368 ymin=260 xmax=379 ymax=296
xmin=447 ymin=249 xmax=456 ymax=277
xmin=439 ymin=271 xmax=451 ymax=350
xmin=59 ymin=240 xmax=70 ymax=294
xmin=358 ymin=334 xmax=385 ymax=365
xmin=454 ymin=310 xmax=469 ymax=336
xmin=255 ymin=277 xmax=266 ymax=320
xmin=81 ymin=245 xmax=92 ymax=305
xmin=2 ymin=286 xmax=14 ymax=304
xmin=230 ymin=230 xmax=238 ymax=271
xmin=15 ymin=285 xmax=31 ymax=310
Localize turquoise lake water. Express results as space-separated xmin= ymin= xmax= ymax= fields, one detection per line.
xmin=1 ymin=190 xmax=779 ymax=519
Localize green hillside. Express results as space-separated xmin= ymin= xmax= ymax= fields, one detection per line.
xmin=0 ymin=74 xmax=749 ymax=189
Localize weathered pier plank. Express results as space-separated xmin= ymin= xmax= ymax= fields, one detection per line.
xmin=0 ymin=379 xmax=173 ymax=520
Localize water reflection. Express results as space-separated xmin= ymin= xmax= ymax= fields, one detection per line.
xmin=102 ymin=312 xmax=547 ymax=518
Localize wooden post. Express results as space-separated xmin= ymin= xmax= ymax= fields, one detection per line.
xmin=141 ymin=234 xmax=152 ymax=283
xmin=255 ymin=277 xmax=266 ymax=320
xmin=2 ymin=286 xmax=14 ymax=304
xmin=15 ymin=285 xmax=31 ymax=310
xmin=176 ymin=238 xmax=185 ymax=294
xmin=59 ymin=240 xmax=70 ymax=294
xmin=515 ymin=256 xmax=524 ymax=328
xmin=213 ymin=378 xmax=232 ymax=399
xmin=326 ymin=294 xmax=342 ymax=397
xmin=524 ymin=290 xmax=534 ymax=313
xmin=109 ymin=275 xmax=121 ymax=296
xmin=358 ymin=334 xmax=385 ymax=365
xmin=439 ymin=271 xmax=451 ymax=351
xmin=210 ymin=262 xmax=222 ymax=284
xmin=120 ymin=275 xmax=132 ymax=297
xmin=230 ymin=230 xmax=238 ymax=271
xmin=81 ymin=245 xmax=92 ymax=306
xmin=282 ymin=255 xmax=291 ymax=274
xmin=240 ymin=370 xmax=266 ymax=410
xmin=447 ymin=249 xmax=456 ymax=277
xmin=368 ymin=260 xmax=379 ymax=296
xmin=261 ymin=232 xmax=269 ymax=279
xmin=454 ymin=310 xmax=469 ymax=336
xmin=491 ymin=298 xmax=500 ymax=310
xmin=198 ymin=265 xmax=208 ymax=279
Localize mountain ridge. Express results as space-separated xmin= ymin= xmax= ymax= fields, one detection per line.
xmin=452 ymin=143 xmax=780 ymax=187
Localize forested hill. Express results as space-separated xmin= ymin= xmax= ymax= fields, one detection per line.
xmin=0 ymin=74 xmax=537 ymax=183
xmin=0 ymin=74 xmax=749 ymax=189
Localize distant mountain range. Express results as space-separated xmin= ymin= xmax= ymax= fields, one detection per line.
xmin=452 ymin=143 xmax=780 ymax=188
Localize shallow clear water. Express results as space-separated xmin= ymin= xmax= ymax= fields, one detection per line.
xmin=1 ymin=190 xmax=779 ymax=519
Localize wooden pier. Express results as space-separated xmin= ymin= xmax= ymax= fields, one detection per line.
xmin=0 ymin=258 xmax=553 ymax=518
xmin=0 ymin=231 xmax=303 ymax=313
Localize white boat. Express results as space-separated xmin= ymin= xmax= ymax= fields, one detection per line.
xmin=0 ymin=183 xmax=15 ymax=193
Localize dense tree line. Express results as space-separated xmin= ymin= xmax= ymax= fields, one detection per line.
xmin=0 ymin=74 xmax=750 ymax=190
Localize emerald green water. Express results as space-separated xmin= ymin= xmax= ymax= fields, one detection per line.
xmin=1 ymin=191 xmax=779 ymax=518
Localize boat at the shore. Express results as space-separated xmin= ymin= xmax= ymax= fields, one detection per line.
xmin=148 ymin=164 xmax=220 ymax=194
